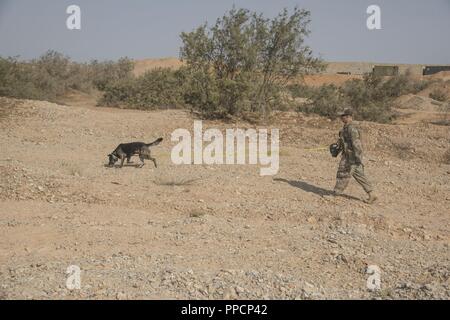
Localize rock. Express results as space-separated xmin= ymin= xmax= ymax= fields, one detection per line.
xmin=301 ymin=282 xmax=316 ymax=297
xmin=422 ymin=283 xmax=435 ymax=292
xmin=116 ymin=292 xmax=127 ymax=300
xmin=235 ymin=286 xmax=245 ymax=294
xmin=223 ymin=287 xmax=237 ymax=299
xmin=307 ymin=216 xmax=317 ymax=224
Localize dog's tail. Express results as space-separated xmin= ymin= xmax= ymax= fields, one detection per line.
xmin=146 ymin=137 xmax=163 ymax=147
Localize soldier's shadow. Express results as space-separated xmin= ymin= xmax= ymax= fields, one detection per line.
xmin=273 ymin=178 xmax=360 ymax=201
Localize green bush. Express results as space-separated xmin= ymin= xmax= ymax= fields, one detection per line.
xmin=99 ymin=68 xmax=186 ymax=109
xmin=89 ymin=58 xmax=134 ymax=91
xmin=340 ymin=74 xmax=394 ymax=123
xmin=0 ymin=56 xmax=59 ymax=100
xmin=287 ymin=83 xmax=317 ymax=100
xmin=99 ymin=78 xmax=137 ymax=107
xmin=381 ymin=71 xmax=433 ymax=97
xmin=290 ymin=73 xmax=432 ymax=123
xmin=302 ymin=84 xmax=348 ymax=118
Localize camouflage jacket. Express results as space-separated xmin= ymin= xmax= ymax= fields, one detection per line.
xmin=338 ymin=123 xmax=364 ymax=164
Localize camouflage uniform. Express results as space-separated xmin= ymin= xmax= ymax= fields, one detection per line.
xmin=334 ymin=123 xmax=373 ymax=194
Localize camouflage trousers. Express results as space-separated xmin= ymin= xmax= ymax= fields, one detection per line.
xmin=334 ymin=156 xmax=373 ymax=194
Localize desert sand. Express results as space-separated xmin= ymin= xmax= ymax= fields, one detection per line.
xmin=1 ymin=86 xmax=449 ymax=299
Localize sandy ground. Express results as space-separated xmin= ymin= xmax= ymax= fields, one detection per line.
xmin=0 ymin=95 xmax=449 ymax=300
xmin=133 ymin=58 xmax=184 ymax=77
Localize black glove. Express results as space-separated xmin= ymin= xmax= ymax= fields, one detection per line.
xmin=329 ymin=143 xmax=341 ymax=158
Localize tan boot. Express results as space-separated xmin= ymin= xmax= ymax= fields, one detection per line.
xmin=365 ymin=192 xmax=378 ymax=204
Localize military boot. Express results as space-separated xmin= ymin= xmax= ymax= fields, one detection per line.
xmin=365 ymin=192 xmax=378 ymax=204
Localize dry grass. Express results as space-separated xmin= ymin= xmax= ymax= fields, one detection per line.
xmin=189 ymin=210 xmax=207 ymax=218
xmin=389 ymin=140 xmax=415 ymax=159
xmin=429 ymin=88 xmax=448 ymax=102
xmin=60 ymin=160 xmax=83 ymax=177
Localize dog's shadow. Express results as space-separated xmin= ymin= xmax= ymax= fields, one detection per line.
xmin=103 ymin=163 xmax=143 ymax=169
xmin=273 ymin=178 xmax=360 ymax=201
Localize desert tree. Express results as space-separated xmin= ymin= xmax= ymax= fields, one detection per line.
xmin=180 ymin=7 xmax=323 ymax=119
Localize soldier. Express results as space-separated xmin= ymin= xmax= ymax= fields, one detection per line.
xmin=333 ymin=108 xmax=377 ymax=204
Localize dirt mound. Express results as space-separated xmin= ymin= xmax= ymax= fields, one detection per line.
xmin=417 ymin=80 xmax=450 ymax=100
xmin=425 ymin=71 xmax=450 ymax=81
xmin=392 ymin=94 xmax=449 ymax=125
xmin=0 ymin=96 xmax=449 ymax=299
xmin=394 ymin=94 xmax=442 ymax=111
xmin=133 ymin=58 xmax=184 ymax=76
xmin=303 ymin=74 xmax=362 ymax=87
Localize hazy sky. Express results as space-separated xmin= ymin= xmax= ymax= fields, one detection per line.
xmin=0 ymin=0 xmax=449 ymax=63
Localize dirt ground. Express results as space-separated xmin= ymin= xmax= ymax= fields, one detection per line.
xmin=0 ymin=93 xmax=449 ymax=300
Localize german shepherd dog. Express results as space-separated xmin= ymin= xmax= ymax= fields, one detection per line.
xmin=108 ymin=138 xmax=163 ymax=168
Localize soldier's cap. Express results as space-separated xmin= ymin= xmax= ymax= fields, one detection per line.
xmin=338 ymin=108 xmax=353 ymax=117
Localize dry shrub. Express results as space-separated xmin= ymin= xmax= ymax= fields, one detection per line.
xmin=292 ymin=73 xmax=431 ymax=123
xmin=429 ymin=88 xmax=448 ymax=102
xmin=391 ymin=141 xmax=415 ymax=159
xmin=0 ymin=51 xmax=133 ymax=102
xmin=99 ymin=68 xmax=186 ymax=109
